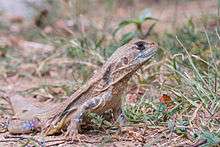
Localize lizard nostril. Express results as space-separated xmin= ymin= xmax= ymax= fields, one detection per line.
xmin=149 ymin=42 xmax=157 ymax=48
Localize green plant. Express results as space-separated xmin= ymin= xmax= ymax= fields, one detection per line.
xmin=161 ymin=19 xmax=220 ymax=58
xmin=87 ymin=113 xmax=113 ymax=131
xmin=122 ymin=17 xmax=220 ymax=145
xmin=113 ymin=9 xmax=158 ymax=40
xmin=163 ymin=33 xmax=220 ymax=145
xmin=123 ymin=96 xmax=180 ymax=124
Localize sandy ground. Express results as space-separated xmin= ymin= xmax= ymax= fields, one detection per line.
xmin=0 ymin=0 xmax=218 ymax=146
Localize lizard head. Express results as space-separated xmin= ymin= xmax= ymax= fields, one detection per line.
xmin=114 ymin=40 xmax=157 ymax=69
xmin=126 ymin=40 xmax=157 ymax=66
xmin=101 ymin=40 xmax=157 ymax=84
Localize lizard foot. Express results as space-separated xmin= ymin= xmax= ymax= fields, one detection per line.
xmin=64 ymin=120 xmax=87 ymax=142
xmin=64 ymin=130 xmax=87 ymax=142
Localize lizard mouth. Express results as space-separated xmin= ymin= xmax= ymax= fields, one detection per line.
xmin=140 ymin=47 xmax=156 ymax=59
xmin=134 ymin=46 xmax=157 ymax=63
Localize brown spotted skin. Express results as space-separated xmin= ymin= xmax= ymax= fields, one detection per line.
xmin=7 ymin=40 xmax=157 ymax=136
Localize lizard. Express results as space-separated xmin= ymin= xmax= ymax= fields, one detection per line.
xmin=3 ymin=39 xmax=157 ymax=138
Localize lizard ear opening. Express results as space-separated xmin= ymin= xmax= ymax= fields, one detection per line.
xmin=122 ymin=57 xmax=129 ymax=65
xmin=103 ymin=65 xmax=112 ymax=84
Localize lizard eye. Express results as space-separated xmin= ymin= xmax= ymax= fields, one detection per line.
xmin=134 ymin=41 xmax=146 ymax=50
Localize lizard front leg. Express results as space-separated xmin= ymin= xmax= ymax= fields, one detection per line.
xmin=65 ymin=91 xmax=112 ymax=139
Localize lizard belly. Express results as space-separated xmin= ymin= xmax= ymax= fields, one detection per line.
xmin=92 ymin=92 xmax=122 ymax=114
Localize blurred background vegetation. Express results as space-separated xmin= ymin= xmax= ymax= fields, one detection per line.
xmin=0 ymin=0 xmax=220 ymax=146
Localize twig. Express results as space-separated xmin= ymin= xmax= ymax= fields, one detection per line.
xmin=143 ymin=59 xmax=167 ymax=71
xmin=48 ymin=58 xmax=99 ymax=69
xmin=189 ymin=103 xmax=202 ymax=123
xmin=36 ymin=51 xmax=63 ymax=77
xmin=45 ymin=138 xmax=66 ymax=142
xmin=216 ymin=28 xmax=220 ymax=40
xmin=4 ymin=135 xmax=44 ymax=146
xmin=46 ymin=140 xmax=66 ymax=147
xmin=0 ymin=139 xmax=20 ymax=143
xmin=45 ymin=137 xmax=101 ymax=144
xmin=0 ymin=91 xmax=10 ymax=102
xmin=0 ymin=91 xmax=15 ymax=115
xmin=188 ymin=139 xmax=207 ymax=147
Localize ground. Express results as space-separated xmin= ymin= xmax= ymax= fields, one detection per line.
xmin=0 ymin=0 xmax=219 ymax=146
